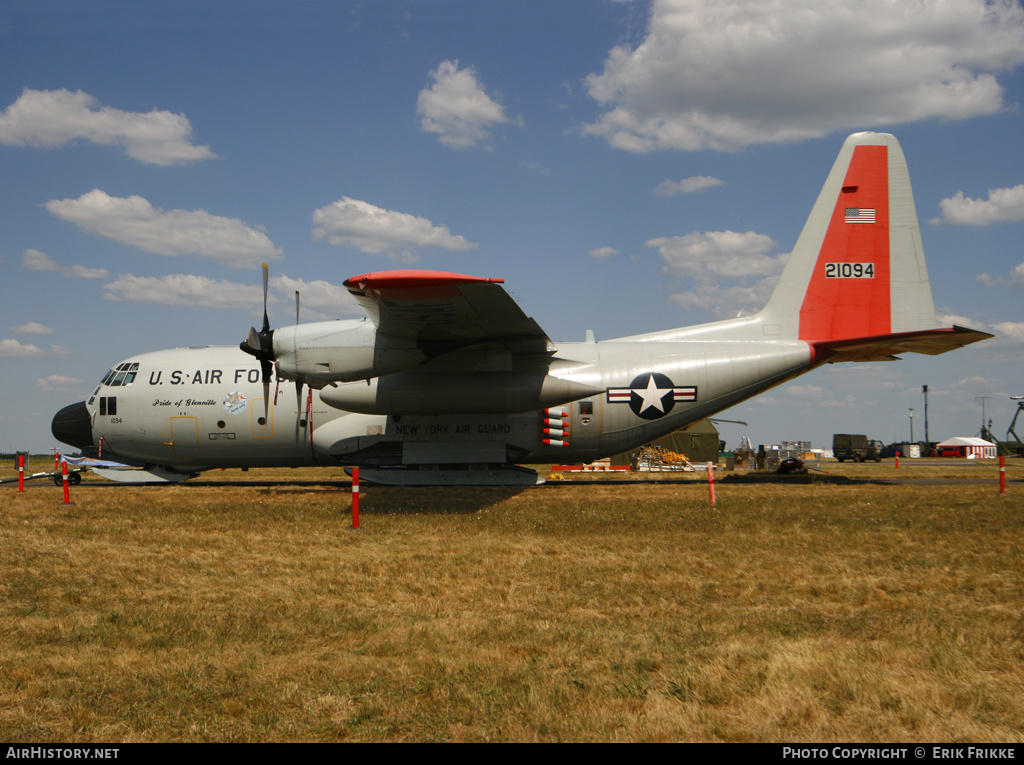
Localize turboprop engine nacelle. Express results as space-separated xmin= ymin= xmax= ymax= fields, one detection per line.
xmin=272 ymin=318 xmax=426 ymax=387
xmin=319 ymin=370 xmax=603 ymax=415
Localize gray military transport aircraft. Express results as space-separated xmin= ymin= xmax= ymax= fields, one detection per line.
xmin=52 ymin=132 xmax=991 ymax=485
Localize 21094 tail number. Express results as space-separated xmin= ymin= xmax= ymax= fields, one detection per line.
xmin=825 ymin=262 xmax=874 ymax=278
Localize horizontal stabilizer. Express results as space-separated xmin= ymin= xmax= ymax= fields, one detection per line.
xmin=813 ymin=325 xmax=992 ymax=364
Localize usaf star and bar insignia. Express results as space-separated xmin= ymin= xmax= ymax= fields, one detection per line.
xmin=606 ymin=372 xmax=696 ymax=420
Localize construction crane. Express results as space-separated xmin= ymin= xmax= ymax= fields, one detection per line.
xmin=1007 ymin=396 xmax=1024 ymax=456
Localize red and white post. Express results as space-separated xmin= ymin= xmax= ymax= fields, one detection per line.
xmin=707 ymin=463 xmax=716 ymax=507
xmin=18 ymin=454 xmax=25 ymax=493
xmin=351 ymin=466 xmax=360 ymax=529
xmin=1000 ymin=455 xmax=1006 ymax=496
xmin=61 ymin=460 xmax=71 ymax=505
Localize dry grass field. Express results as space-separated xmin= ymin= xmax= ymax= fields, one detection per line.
xmin=1 ymin=459 xmax=1022 ymax=742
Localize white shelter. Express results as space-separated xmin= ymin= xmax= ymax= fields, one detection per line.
xmin=936 ymin=437 xmax=997 ymax=459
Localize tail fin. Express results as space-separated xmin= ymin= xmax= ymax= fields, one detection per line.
xmin=763 ymin=131 xmax=989 ymax=360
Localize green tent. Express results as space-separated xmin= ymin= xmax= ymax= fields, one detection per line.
xmin=612 ymin=418 xmax=721 ymax=467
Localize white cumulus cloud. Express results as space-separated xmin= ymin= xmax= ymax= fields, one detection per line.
xmin=21 ymin=249 xmax=108 ymax=279
xmin=669 ymin=280 xmax=780 ymax=317
xmin=12 ymin=322 xmax=55 ymax=335
xmin=38 ymin=375 xmax=84 ymax=392
xmin=45 ymin=190 xmax=282 ymax=268
xmin=312 ymin=197 xmax=477 ymax=261
xmin=0 ymin=88 xmax=216 ymax=165
xmin=583 ymin=0 xmax=1024 ymax=152
xmin=931 ymin=184 xmax=1024 ymax=225
xmin=937 ymin=311 xmax=1022 ymax=345
xmin=650 ymin=230 xmax=788 ymax=317
xmin=651 ymin=231 xmax=784 ymax=278
xmin=0 ymin=339 xmax=46 ymax=357
xmin=786 ymin=384 xmax=827 ymax=399
xmin=103 ymin=274 xmax=263 ymax=310
xmin=992 ymin=321 xmax=1024 ymax=342
xmin=417 ymin=60 xmax=519 ymax=149
xmin=653 ymin=176 xmax=726 ymax=197
xmin=270 ymin=274 xmax=360 ymax=321
xmin=101 ymin=272 xmax=361 ymax=321
xmin=0 ymin=339 xmax=68 ymax=358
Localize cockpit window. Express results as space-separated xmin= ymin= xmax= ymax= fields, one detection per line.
xmin=100 ymin=362 xmax=138 ymax=387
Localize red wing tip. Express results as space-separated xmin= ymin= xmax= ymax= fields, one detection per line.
xmin=343 ymin=270 xmax=504 ymax=291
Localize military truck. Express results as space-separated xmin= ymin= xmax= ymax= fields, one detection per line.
xmin=832 ymin=434 xmax=884 ymax=462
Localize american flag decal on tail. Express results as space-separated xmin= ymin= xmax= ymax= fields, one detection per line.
xmin=845 ymin=207 xmax=876 ymax=224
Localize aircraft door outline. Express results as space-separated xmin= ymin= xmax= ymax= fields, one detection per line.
xmin=170 ymin=416 xmax=202 ymax=459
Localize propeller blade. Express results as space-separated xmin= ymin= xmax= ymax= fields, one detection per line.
xmin=307 ymin=386 xmax=314 ymax=447
xmin=295 ymin=290 xmax=300 ymax=325
xmin=262 ymin=365 xmax=271 ymax=422
xmin=241 ymin=265 xmax=276 ymax=388
xmin=261 ymin=262 xmax=270 ymax=333
xmin=246 ymin=326 xmax=261 ymax=353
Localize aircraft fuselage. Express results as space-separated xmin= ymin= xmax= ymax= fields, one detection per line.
xmin=74 ymin=331 xmax=813 ymax=473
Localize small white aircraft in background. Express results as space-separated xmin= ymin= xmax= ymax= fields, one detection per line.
xmin=52 ymin=132 xmax=990 ymax=485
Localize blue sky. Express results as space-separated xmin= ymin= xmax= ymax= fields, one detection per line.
xmin=3 ymin=0 xmax=1023 ymax=455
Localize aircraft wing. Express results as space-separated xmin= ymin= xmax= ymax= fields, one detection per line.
xmin=814 ymin=325 xmax=993 ymax=363
xmin=343 ymin=270 xmax=556 ymax=358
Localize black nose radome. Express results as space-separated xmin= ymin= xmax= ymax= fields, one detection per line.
xmin=51 ymin=401 xmax=93 ymax=450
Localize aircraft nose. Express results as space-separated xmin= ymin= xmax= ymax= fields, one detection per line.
xmin=51 ymin=401 xmax=93 ymax=451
